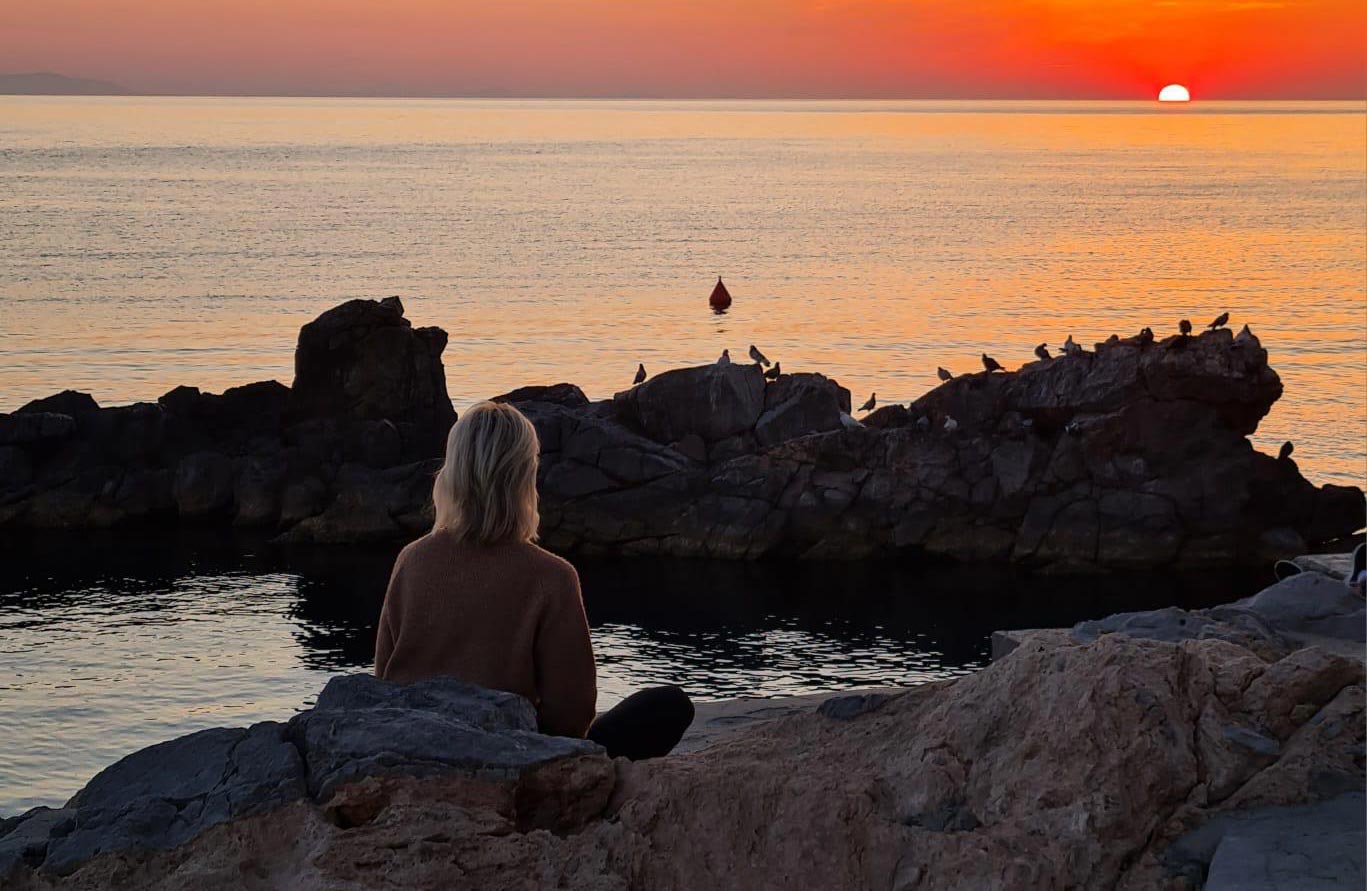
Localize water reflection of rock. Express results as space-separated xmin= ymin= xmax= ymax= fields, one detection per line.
xmin=1 ymin=530 xmax=1269 ymax=691
xmin=284 ymin=548 xmax=1267 ymax=685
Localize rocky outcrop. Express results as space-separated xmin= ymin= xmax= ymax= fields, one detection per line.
xmin=523 ymin=328 xmax=1360 ymax=569
xmin=288 ymin=296 xmax=454 ymax=437
xmin=0 ymin=298 xmax=454 ymax=541
xmin=1 ymin=300 xmax=1360 ymax=569
xmin=5 ymin=582 xmax=1362 ymax=889
xmin=0 ymin=675 xmax=608 ymax=882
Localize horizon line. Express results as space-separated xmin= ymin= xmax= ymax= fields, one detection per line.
xmin=4 ymin=91 xmax=1366 ymax=103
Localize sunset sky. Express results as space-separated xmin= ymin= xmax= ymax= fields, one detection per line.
xmin=3 ymin=0 xmax=1364 ymax=99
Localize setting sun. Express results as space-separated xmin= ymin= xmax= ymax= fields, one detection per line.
xmin=1158 ymin=84 xmax=1191 ymax=102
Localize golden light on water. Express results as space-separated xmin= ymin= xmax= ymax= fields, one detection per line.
xmin=1158 ymin=84 xmax=1191 ymax=102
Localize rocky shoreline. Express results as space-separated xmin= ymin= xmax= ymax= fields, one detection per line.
xmin=3 ymin=563 xmax=1362 ymax=889
xmin=1 ymin=297 xmax=1361 ymax=570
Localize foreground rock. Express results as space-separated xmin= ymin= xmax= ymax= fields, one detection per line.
xmin=991 ymin=559 xmax=1367 ymax=665
xmin=2 ymin=299 xmax=1361 ymax=569
xmin=4 ymin=606 xmax=1362 ymax=888
xmin=0 ymin=675 xmax=607 ymax=882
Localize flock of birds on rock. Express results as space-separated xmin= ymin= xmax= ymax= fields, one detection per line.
xmin=633 ymin=285 xmax=1289 ymax=454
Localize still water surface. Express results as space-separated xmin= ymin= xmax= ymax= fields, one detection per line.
xmin=1 ymin=97 xmax=1364 ymax=485
xmin=0 ymin=531 xmax=1262 ymax=816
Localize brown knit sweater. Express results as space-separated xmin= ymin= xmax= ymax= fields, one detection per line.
xmin=373 ymin=532 xmax=597 ymax=738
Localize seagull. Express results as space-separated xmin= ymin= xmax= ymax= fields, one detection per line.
xmin=857 ymin=393 xmax=877 ymax=413
xmin=633 ymin=363 xmax=647 ymax=385
xmin=1061 ymin=335 xmax=1082 ymax=356
xmin=915 ymin=415 xmax=931 ymax=431
xmin=982 ymin=353 xmax=1003 ymax=373
xmin=943 ymin=416 xmax=959 ymax=433
xmin=749 ymin=344 xmax=771 ymax=367
xmin=1064 ymin=420 xmax=1081 ymax=436
xmin=1278 ymin=441 xmax=1294 ymax=461
xmin=1207 ymin=312 xmax=1229 ymax=330
xmin=937 ymin=367 xmax=954 ymax=382
xmin=717 ymin=349 xmax=731 ymax=366
xmin=1233 ymin=324 xmax=1253 ymax=346
xmin=1179 ymin=319 xmax=1193 ymax=335
xmin=764 ymin=361 xmax=782 ymax=381
xmin=1137 ymin=327 xmax=1154 ymax=347
xmin=1034 ymin=343 xmax=1051 ymax=361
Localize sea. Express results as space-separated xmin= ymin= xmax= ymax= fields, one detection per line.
xmin=0 ymin=97 xmax=1363 ymax=813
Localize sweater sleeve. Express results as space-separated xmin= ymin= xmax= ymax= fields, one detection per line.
xmin=533 ymin=565 xmax=598 ymax=738
xmin=374 ymin=552 xmax=404 ymax=678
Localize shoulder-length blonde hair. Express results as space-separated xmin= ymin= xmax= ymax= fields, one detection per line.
xmin=432 ymin=401 xmax=540 ymax=544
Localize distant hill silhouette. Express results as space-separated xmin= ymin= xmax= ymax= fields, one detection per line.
xmin=0 ymin=72 xmax=129 ymax=96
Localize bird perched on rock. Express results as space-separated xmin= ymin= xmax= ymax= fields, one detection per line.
xmin=1137 ymin=327 xmax=1154 ymax=347
xmin=749 ymin=344 xmax=770 ymax=367
xmin=937 ymin=367 xmax=954 ymax=382
xmin=1064 ymin=420 xmax=1081 ymax=436
xmin=915 ymin=415 xmax=931 ymax=431
xmin=1179 ymin=319 xmax=1193 ymax=335
xmin=857 ymin=393 xmax=877 ymax=413
xmin=943 ymin=416 xmax=959 ymax=433
xmin=1279 ymin=441 xmax=1294 ymax=461
xmin=1233 ymin=324 xmax=1253 ymax=346
xmin=1207 ymin=312 xmax=1229 ymax=330
xmin=633 ymin=363 xmax=647 ymax=385
xmin=1061 ymin=335 xmax=1081 ymax=356
xmin=764 ymin=361 xmax=782 ymax=381
xmin=981 ymin=353 xmax=1003 ymax=373
xmin=1034 ymin=343 xmax=1051 ymax=361
xmin=717 ymin=349 xmax=731 ymax=366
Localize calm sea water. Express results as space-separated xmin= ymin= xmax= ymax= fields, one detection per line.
xmin=1 ymin=97 xmax=1364 ymax=485
xmin=0 ymin=97 xmax=1361 ymax=815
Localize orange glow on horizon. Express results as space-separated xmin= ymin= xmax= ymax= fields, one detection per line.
xmin=1 ymin=0 xmax=1363 ymax=99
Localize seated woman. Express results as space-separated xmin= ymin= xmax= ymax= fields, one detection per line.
xmin=374 ymin=401 xmax=694 ymax=760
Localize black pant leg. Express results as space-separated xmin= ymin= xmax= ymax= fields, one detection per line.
xmin=586 ymin=685 xmax=695 ymax=761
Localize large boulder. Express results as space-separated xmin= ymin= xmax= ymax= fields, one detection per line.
xmin=289 ymin=296 xmax=456 ymax=435
xmin=613 ymin=362 xmax=766 ymax=444
xmin=159 ymin=380 xmax=290 ymax=448
xmin=40 ymin=723 xmax=305 ymax=876
xmin=17 ymin=391 xmax=100 ymax=419
xmin=288 ymin=675 xmax=604 ymax=802
xmin=492 ymin=383 xmax=589 ymax=408
xmin=0 ymin=675 xmax=611 ymax=881
xmin=755 ymin=372 xmax=851 ymax=447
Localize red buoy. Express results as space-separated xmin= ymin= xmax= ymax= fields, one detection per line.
xmin=709 ymin=277 xmax=732 ymax=312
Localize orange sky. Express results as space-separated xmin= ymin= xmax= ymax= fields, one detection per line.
xmin=2 ymin=0 xmax=1364 ymax=99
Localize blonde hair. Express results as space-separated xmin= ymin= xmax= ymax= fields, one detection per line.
xmin=432 ymin=401 xmax=540 ymax=544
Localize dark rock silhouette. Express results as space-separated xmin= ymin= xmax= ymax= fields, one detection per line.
xmin=289 ymin=296 xmax=454 ymax=437
xmin=0 ymin=300 xmax=1360 ymax=570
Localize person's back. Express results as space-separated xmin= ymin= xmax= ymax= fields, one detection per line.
xmin=375 ymin=534 xmax=595 ymax=738
xmin=372 ymin=400 xmax=692 ymax=760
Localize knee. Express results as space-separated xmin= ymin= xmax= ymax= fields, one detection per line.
xmin=655 ymin=684 xmax=695 ymax=724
